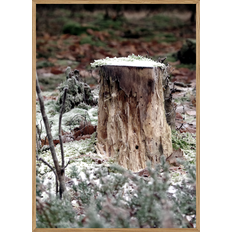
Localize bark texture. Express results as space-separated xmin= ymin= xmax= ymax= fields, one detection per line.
xmin=163 ymin=77 xmax=176 ymax=130
xmin=96 ymin=66 xmax=173 ymax=172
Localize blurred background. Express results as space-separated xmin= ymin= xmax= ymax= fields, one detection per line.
xmin=36 ymin=4 xmax=196 ymax=91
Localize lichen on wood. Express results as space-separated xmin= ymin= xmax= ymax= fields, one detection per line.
xmin=56 ymin=67 xmax=97 ymax=113
xmin=96 ymin=63 xmax=173 ymax=172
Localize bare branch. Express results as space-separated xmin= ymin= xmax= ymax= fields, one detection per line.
xmin=64 ymin=159 xmax=71 ymax=170
xmin=58 ymin=87 xmax=68 ymax=168
xmin=37 ymin=157 xmax=59 ymax=196
xmin=38 ymin=157 xmax=56 ymax=176
xmin=177 ymin=123 xmax=184 ymax=131
xmin=36 ymin=73 xmax=66 ymax=198
xmin=36 ymin=74 xmax=61 ymax=174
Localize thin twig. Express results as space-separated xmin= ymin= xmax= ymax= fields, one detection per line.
xmin=40 ymin=119 xmax=42 ymax=132
xmin=182 ymin=104 xmax=186 ymax=114
xmin=37 ymin=157 xmax=59 ymax=195
xmin=38 ymin=157 xmax=56 ymax=176
xmin=181 ymin=124 xmax=193 ymax=133
xmin=36 ymin=73 xmax=65 ymax=198
xmin=59 ymin=87 xmax=68 ymax=169
xmin=165 ymin=106 xmax=176 ymax=116
xmin=36 ymin=74 xmax=60 ymax=173
xmin=177 ymin=123 xmax=183 ymax=131
xmin=64 ymin=159 xmax=71 ymax=169
xmin=36 ymin=125 xmax=40 ymax=152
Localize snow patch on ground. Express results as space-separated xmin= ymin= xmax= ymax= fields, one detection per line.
xmin=36 ymin=104 xmax=98 ymax=139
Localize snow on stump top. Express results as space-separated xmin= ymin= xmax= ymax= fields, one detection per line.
xmin=91 ymin=55 xmax=173 ymax=172
xmin=91 ymin=54 xmax=166 ymax=68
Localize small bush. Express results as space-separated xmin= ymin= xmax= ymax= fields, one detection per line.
xmin=36 ymin=60 xmax=54 ymax=69
xmin=62 ymin=22 xmax=86 ymax=35
xmin=36 ymin=156 xmax=196 ymax=228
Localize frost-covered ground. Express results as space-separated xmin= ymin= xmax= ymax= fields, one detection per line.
xmin=36 ymin=76 xmax=196 ymax=208
xmin=36 ymin=92 xmax=196 ymax=196
xmin=36 ymin=91 xmax=98 ymax=140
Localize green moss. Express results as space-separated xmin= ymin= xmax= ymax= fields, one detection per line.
xmin=62 ymin=22 xmax=86 ymax=35
xmin=154 ymin=32 xmax=177 ymax=43
xmin=175 ymin=63 xmax=196 ymax=70
xmin=36 ymin=60 xmax=54 ymax=69
xmin=62 ymin=21 xmax=98 ymax=36
xmin=150 ymin=14 xmax=184 ymax=30
xmin=177 ymin=39 xmax=196 ymax=64
xmin=166 ymin=53 xmax=178 ymax=62
xmin=80 ymin=35 xmax=106 ymax=47
xmin=56 ymin=75 xmax=96 ymax=113
xmin=77 ymin=102 xmax=91 ymax=110
xmin=81 ymin=156 xmax=94 ymax=164
xmin=78 ymin=134 xmax=97 ymax=154
xmin=38 ymin=74 xmax=66 ymax=92
xmin=95 ymin=16 xmax=124 ymax=30
xmin=171 ymin=130 xmax=196 ymax=164
xmin=55 ymin=60 xmax=79 ymax=68
xmin=53 ymin=8 xmax=72 ymax=17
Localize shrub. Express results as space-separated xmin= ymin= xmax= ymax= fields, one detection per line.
xmin=36 ymin=156 xmax=196 ymax=228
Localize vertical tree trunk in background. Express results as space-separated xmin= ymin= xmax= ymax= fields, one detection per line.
xmin=163 ymin=77 xmax=176 ymax=130
xmin=96 ymin=66 xmax=173 ymax=172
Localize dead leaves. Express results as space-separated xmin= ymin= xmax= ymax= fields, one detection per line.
xmin=179 ymin=125 xmax=196 ymax=134
xmin=41 ymin=123 xmax=97 ymax=147
xmin=166 ymin=148 xmax=185 ymax=166
xmin=36 ymin=31 xmax=187 ymax=76
xmin=171 ymin=77 xmax=196 ymax=134
xmin=186 ymin=110 xmax=196 ymax=116
xmin=41 ymin=139 xmax=60 ymax=147
xmin=62 ymin=122 xmax=97 ymax=143
xmin=72 ymin=124 xmax=97 ymax=140
xmin=86 ymin=28 xmax=110 ymax=41
xmin=176 ymin=112 xmax=183 ymax=120
xmin=172 ymin=68 xmax=196 ymax=83
xmin=134 ymin=168 xmax=150 ymax=177
xmin=50 ymin=67 xmax=63 ymax=75
xmin=133 ymin=149 xmax=187 ymax=177
xmin=190 ymin=95 xmax=196 ymax=107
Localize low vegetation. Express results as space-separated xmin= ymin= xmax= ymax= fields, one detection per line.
xmin=36 ymin=64 xmax=196 ymax=228
xmin=36 ymin=5 xmax=196 ymax=228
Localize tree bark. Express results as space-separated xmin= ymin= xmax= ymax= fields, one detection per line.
xmin=96 ymin=66 xmax=173 ymax=172
xmin=163 ymin=76 xmax=176 ymax=130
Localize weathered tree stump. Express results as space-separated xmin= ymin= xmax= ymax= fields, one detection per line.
xmin=93 ymin=57 xmax=173 ymax=172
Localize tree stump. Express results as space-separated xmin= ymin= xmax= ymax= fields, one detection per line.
xmin=94 ymin=58 xmax=173 ymax=172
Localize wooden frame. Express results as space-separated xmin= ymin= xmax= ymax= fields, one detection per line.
xmin=32 ymin=0 xmax=200 ymax=231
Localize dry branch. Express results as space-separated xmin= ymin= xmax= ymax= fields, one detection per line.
xmin=58 ymin=87 xmax=68 ymax=169
xmin=37 ymin=157 xmax=59 ymax=195
xmin=36 ymin=73 xmax=66 ymax=198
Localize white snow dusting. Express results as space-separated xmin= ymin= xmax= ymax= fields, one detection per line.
xmin=91 ymin=54 xmax=165 ymax=68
